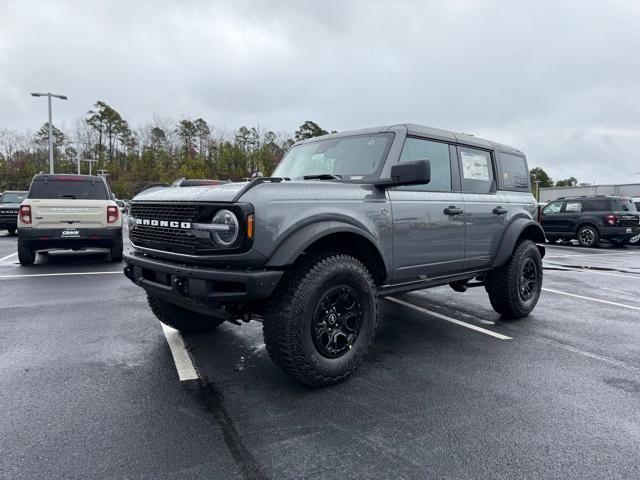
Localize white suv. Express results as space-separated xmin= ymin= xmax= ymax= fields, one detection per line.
xmin=17 ymin=174 xmax=123 ymax=265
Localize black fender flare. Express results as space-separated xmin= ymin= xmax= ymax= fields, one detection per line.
xmin=265 ymin=220 xmax=387 ymax=271
xmin=492 ymin=218 xmax=546 ymax=268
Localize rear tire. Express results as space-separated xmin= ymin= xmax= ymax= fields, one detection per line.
xmin=609 ymin=239 xmax=628 ymax=248
xmin=147 ymin=295 xmax=225 ymax=333
xmin=485 ymin=240 xmax=542 ymax=319
xmin=110 ymin=237 xmax=123 ymax=262
xmin=263 ymin=253 xmax=378 ymax=387
xmin=577 ymin=225 xmax=599 ymax=247
xmin=18 ymin=240 xmax=35 ymax=266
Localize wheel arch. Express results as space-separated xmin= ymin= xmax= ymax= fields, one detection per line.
xmin=265 ymin=221 xmax=388 ymax=285
xmin=492 ymin=218 xmax=546 ymax=268
xmin=574 ymin=221 xmax=599 ymax=235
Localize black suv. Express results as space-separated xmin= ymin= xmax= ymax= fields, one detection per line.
xmin=0 ymin=191 xmax=28 ymax=235
xmin=540 ymin=195 xmax=639 ymax=247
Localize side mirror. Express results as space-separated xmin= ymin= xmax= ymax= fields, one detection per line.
xmin=375 ymin=159 xmax=431 ymax=188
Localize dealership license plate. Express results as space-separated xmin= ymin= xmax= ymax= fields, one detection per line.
xmin=626 ymin=228 xmax=632 ymax=233
xmin=61 ymin=229 xmax=80 ymax=238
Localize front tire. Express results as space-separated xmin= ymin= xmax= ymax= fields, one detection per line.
xmin=577 ymin=225 xmax=599 ymax=247
xmin=485 ymin=239 xmax=543 ymax=319
xmin=7 ymin=226 xmax=16 ymax=235
xmin=629 ymin=234 xmax=640 ymax=245
xmin=147 ymin=295 xmax=225 ymax=333
xmin=18 ymin=240 xmax=35 ymax=266
xmin=263 ymin=253 xmax=378 ymax=387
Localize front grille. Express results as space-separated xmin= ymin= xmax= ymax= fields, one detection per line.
xmin=130 ymin=203 xmax=199 ymax=223
xmin=0 ymin=209 xmax=18 ymax=217
xmin=130 ymin=203 xmax=202 ymax=254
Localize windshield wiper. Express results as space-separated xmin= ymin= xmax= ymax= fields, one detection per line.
xmin=302 ymin=173 xmax=342 ymax=181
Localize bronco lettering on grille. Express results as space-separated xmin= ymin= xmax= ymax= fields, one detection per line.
xmin=134 ymin=218 xmax=192 ymax=229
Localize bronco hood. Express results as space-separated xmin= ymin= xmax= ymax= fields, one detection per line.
xmin=133 ymin=182 xmax=248 ymax=203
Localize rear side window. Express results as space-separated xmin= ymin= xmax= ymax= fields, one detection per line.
xmin=564 ymin=201 xmax=582 ymax=212
xmin=459 ymin=146 xmax=494 ymax=194
xmin=610 ymin=198 xmax=637 ymax=212
xmin=397 ymin=137 xmax=451 ymax=191
xmin=497 ymin=152 xmax=529 ymax=191
xmin=582 ymin=199 xmax=610 ymax=211
xmin=29 ymin=178 xmax=109 ymax=200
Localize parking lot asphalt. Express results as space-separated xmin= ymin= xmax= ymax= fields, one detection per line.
xmin=1 ymin=229 xmax=639 ymax=480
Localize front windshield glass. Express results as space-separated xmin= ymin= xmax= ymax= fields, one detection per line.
xmin=1 ymin=192 xmax=26 ymax=203
xmin=273 ymin=133 xmax=394 ymax=180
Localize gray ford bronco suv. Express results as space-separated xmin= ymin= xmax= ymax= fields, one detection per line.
xmin=124 ymin=124 xmax=545 ymax=386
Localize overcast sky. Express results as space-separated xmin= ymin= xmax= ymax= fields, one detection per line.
xmin=1 ymin=0 xmax=639 ymax=184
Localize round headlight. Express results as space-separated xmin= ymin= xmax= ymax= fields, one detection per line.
xmin=211 ymin=209 xmax=239 ymax=246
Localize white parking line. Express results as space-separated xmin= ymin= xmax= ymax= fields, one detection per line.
xmin=160 ymin=323 xmax=199 ymax=381
xmin=545 ymin=251 xmax=639 ymax=259
xmin=542 ymin=288 xmax=640 ymax=311
xmin=544 ymin=268 xmax=640 ymax=280
xmin=385 ymin=296 xmax=512 ymax=340
xmin=0 ymin=271 xmax=121 ymax=279
xmin=0 ymin=252 xmax=17 ymax=263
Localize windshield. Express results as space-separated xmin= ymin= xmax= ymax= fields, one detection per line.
xmin=610 ymin=198 xmax=637 ymax=212
xmin=273 ymin=133 xmax=394 ymax=180
xmin=1 ymin=192 xmax=27 ymax=203
xmin=29 ymin=178 xmax=109 ymax=200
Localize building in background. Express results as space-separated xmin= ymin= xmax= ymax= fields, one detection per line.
xmin=539 ymin=183 xmax=640 ymax=203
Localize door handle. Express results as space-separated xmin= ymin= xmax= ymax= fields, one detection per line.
xmin=443 ymin=206 xmax=464 ymax=216
xmin=492 ymin=206 xmax=508 ymax=215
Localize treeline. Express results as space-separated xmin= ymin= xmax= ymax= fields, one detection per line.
xmin=0 ymin=100 xmax=332 ymax=198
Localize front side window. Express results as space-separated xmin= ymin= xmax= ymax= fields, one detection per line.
xmin=272 ymin=133 xmax=394 ymax=180
xmin=565 ymin=201 xmax=582 ymax=213
xmin=543 ymin=201 xmax=563 ymax=214
xmin=396 ymin=137 xmax=451 ymax=191
xmin=498 ymin=152 xmax=529 ymax=191
xmin=459 ymin=146 xmax=494 ymax=194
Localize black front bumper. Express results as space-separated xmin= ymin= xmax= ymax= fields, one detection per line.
xmin=123 ymin=250 xmax=283 ymax=303
xmin=18 ymin=227 xmax=122 ymax=249
xmin=0 ymin=219 xmax=17 ymax=229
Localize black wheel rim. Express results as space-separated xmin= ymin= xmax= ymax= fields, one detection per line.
xmin=312 ymin=285 xmax=363 ymax=358
xmin=579 ymin=228 xmax=595 ymax=245
xmin=519 ymin=258 xmax=538 ymax=301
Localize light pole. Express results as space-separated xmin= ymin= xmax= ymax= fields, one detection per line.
xmin=83 ymin=158 xmax=98 ymax=176
xmin=30 ymin=92 xmax=68 ymax=174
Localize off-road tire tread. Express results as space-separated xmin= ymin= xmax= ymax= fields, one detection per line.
xmin=18 ymin=241 xmax=35 ymax=266
xmin=110 ymin=237 xmax=124 ymax=262
xmin=263 ymin=253 xmax=378 ymax=387
xmin=577 ymin=225 xmax=599 ymax=248
xmin=147 ymin=295 xmax=225 ymax=333
xmin=485 ymin=239 xmax=542 ymax=319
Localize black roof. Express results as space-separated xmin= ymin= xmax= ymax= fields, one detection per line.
xmin=296 ymin=123 xmax=524 ymax=156
xmin=556 ymin=195 xmax=630 ymax=201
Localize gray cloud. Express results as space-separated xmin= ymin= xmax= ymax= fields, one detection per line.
xmin=1 ymin=0 xmax=639 ymax=183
